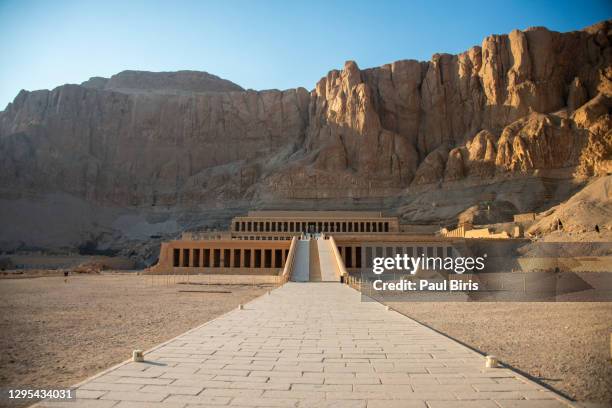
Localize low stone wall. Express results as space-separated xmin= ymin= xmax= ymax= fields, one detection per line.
xmin=146 ymin=274 xmax=284 ymax=285
xmin=513 ymin=212 xmax=537 ymax=222
xmin=148 ymin=267 xmax=282 ymax=275
xmin=280 ymin=237 xmax=297 ymax=282
xmin=328 ymin=235 xmax=348 ymax=280
xmin=465 ymin=228 xmax=510 ymax=239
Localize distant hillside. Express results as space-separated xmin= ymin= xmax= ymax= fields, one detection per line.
xmin=81 ymin=70 xmax=244 ymax=94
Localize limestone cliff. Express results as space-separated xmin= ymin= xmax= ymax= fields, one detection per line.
xmin=272 ymin=21 xmax=611 ymax=198
xmin=0 ymin=21 xmax=610 ymax=254
xmin=0 ymin=81 xmax=310 ymax=206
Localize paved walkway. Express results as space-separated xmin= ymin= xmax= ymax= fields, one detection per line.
xmin=39 ymin=283 xmax=570 ymax=408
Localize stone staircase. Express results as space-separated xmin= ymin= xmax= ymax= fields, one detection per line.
xmin=308 ymin=238 xmax=322 ymax=281
xmin=290 ymin=234 xmax=342 ymax=282
xmin=290 ymin=239 xmax=310 ymax=282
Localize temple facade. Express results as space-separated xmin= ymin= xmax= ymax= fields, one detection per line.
xmin=231 ymin=211 xmax=399 ymax=240
xmin=150 ymin=210 xmax=460 ymax=277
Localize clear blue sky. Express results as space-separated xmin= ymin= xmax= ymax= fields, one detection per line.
xmin=0 ymin=0 xmax=610 ymax=110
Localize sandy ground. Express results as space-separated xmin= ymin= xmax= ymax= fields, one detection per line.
xmin=385 ymin=301 xmax=612 ymax=406
xmin=0 ymin=274 xmax=270 ymax=407
xmin=2 ymin=254 xmax=135 ymax=270
xmin=2 ymin=274 xmax=610 ymax=406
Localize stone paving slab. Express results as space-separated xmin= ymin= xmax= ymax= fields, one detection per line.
xmin=36 ymin=283 xmax=573 ymax=408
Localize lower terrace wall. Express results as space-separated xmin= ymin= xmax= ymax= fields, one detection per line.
xmin=158 ymin=267 xmax=282 ymax=275
xmin=146 ymin=274 xmax=285 ymax=285
xmin=335 ymin=234 xmax=463 ymax=274
xmin=150 ymin=240 xmax=291 ymax=275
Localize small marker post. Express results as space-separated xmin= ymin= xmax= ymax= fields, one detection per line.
xmin=132 ymin=350 xmax=144 ymax=362
xmin=485 ymin=355 xmax=498 ymax=368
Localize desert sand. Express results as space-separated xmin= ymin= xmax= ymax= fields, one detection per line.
xmin=0 ymin=274 xmax=270 ymax=407
xmin=386 ymin=300 xmax=612 ymax=405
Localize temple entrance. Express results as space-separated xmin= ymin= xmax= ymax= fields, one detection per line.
xmin=308 ymin=222 xmax=317 ymax=233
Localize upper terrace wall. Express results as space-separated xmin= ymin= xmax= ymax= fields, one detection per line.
xmin=246 ymin=211 xmax=383 ymax=218
xmin=232 ymin=218 xmax=398 ymax=234
xmin=232 ymin=210 xmax=399 ymax=236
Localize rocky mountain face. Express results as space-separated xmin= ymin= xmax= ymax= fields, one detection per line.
xmin=0 ymin=21 xmax=610 ymax=255
xmin=0 ymin=76 xmax=310 ymax=207
xmin=273 ymin=22 xmax=611 ymax=198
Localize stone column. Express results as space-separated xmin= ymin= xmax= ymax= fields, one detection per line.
xmin=179 ymin=249 xmax=185 ymax=267
xmin=359 ymin=245 xmax=364 ymax=268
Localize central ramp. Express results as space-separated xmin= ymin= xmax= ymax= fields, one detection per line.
xmin=316 ymin=238 xmax=342 ymax=281
xmin=308 ymin=239 xmax=322 ymax=281
xmin=290 ymin=235 xmax=342 ymax=282
xmin=290 ymin=238 xmax=310 ymax=282
xmin=53 ymin=283 xmax=570 ymax=407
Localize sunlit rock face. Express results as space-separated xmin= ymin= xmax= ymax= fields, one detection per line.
xmin=269 ymin=21 xmax=611 ymax=197
xmin=0 ymin=21 xmax=610 ymax=253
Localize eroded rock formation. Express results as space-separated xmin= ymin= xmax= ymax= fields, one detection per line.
xmin=0 ymin=20 xmax=610 ymax=252
xmin=269 ymin=21 xmax=611 ymax=196
xmin=0 ymin=81 xmax=310 ymax=206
